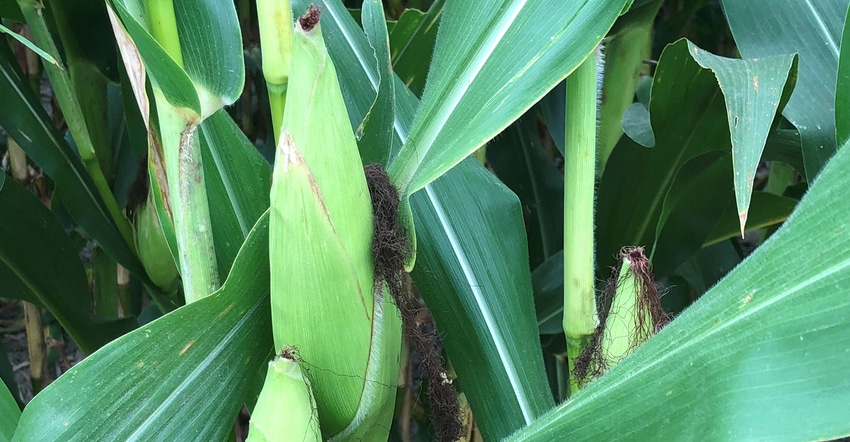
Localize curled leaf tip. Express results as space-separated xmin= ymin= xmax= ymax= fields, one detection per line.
xmin=299 ymin=4 xmax=321 ymax=31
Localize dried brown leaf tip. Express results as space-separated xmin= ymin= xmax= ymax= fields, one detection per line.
xmin=299 ymin=4 xmax=321 ymax=31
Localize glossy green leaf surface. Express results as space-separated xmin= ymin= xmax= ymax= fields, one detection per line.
xmin=531 ymin=250 xmax=565 ymax=335
xmin=111 ymin=0 xmax=243 ymax=116
xmin=597 ymin=39 xmax=730 ymax=273
xmin=388 ymin=0 xmax=442 ymax=97
xmin=0 ymin=382 xmax=19 ymax=442
xmin=0 ymin=41 xmax=145 ymax=279
xmin=356 ymin=0 xmax=395 ymax=166
xmin=487 ymin=114 xmax=564 ymax=269
xmin=686 ymin=40 xmax=796 ymax=232
xmin=721 ymin=0 xmax=849 ymax=180
xmin=13 ymin=213 xmax=272 ymax=441
xmin=598 ymin=39 xmax=792 ymax=275
xmin=0 ymin=173 xmax=136 ymax=354
xmin=507 ymin=137 xmax=850 ymax=442
xmin=288 ymin=1 xmax=555 ymax=438
xmin=389 ymin=0 xmax=631 ymax=194
xmin=621 ymin=103 xmax=654 ymax=147
xmin=411 ymin=159 xmax=555 ymax=440
xmin=763 ymin=129 xmax=804 ymax=175
xmin=651 ymin=153 xmax=732 ymax=276
xmin=837 ymin=3 xmax=850 ymax=146
xmin=199 ymin=110 xmax=271 ymax=278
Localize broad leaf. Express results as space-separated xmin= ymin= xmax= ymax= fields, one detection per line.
xmin=721 ymin=0 xmax=849 ymax=180
xmin=651 ymin=153 xmax=732 ymax=276
xmin=686 ymin=41 xmax=797 ymax=232
xmin=506 ymin=137 xmax=850 ymax=442
xmin=389 ymin=0 xmax=631 ymax=194
xmin=0 ymin=173 xmax=136 ymax=354
xmin=13 ymin=213 xmax=272 ymax=441
xmin=704 ymin=192 xmax=798 ymax=247
xmin=411 ymin=159 xmax=555 ymax=440
xmin=597 ymin=39 xmax=793 ymax=275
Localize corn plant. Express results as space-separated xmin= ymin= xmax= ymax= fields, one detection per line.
xmin=1 ymin=0 xmax=850 ymax=441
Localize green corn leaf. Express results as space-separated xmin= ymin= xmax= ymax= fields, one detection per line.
xmin=199 ymin=110 xmax=272 ymax=278
xmin=506 ymin=136 xmax=850 ymax=442
xmin=486 ymin=112 xmax=564 ymax=269
xmin=269 ymin=14 xmax=400 ymax=437
xmin=721 ymin=0 xmax=848 ymax=180
xmin=110 ymin=0 xmax=243 ymax=116
xmin=703 ymin=192 xmax=799 ymax=247
xmin=411 ymin=158 xmax=555 ymax=440
xmin=388 ymin=0 xmax=443 ymax=97
xmin=836 ymin=4 xmax=850 ymax=146
xmin=388 ymin=0 xmax=630 ymax=195
xmin=12 ymin=212 xmax=272 ymax=441
xmin=650 ymin=153 xmax=733 ymax=276
xmin=686 ymin=41 xmax=797 ymax=234
xmin=597 ymin=39 xmax=795 ymax=277
xmin=0 ymin=40 xmax=146 ymax=281
xmin=0 ymin=173 xmax=137 ymax=354
xmin=355 ymin=0 xmax=395 ymax=166
xmin=0 ymin=23 xmax=60 ymax=67
xmin=0 ymin=380 xmax=20 ymax=441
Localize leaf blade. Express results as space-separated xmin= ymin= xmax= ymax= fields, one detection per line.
xmin=507 ymin=138 xmax=850 ymax=442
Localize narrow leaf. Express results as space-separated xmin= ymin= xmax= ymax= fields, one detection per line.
xmin=389 ymin=0 xmax=443 ymax=97
xmin=0 ymin=173 xmax=136 ymax=354
xmin=836 ymin=3 xmax=850 ymax=146
xmin=0 ymin=41 xmax=146 ymax=279
xmin=0 ymin=23 xmax=60 ymax=67
xmin=356 ymin=0 xmax=395 ymax=165
xmin=389 ymin=0 xmax=630 ymax=194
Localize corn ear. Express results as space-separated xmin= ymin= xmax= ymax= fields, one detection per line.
xmin=573 ymin=247 xmax=669 ymax=387
xmin=247 ymin=350 xmax=321 ymax=442
xmin=269 ymin=9 xmax=401 ymax=438
xmin=135 ymin=193 xmax=179 ymax=293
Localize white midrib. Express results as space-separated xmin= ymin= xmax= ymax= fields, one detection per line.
xmin=336 ymin=0 xmax=536 ymax=423
xmin=424 ymin=186 xmax=535 ymax=423
xmin=803 ymin=0 xmax=840 ymax=58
